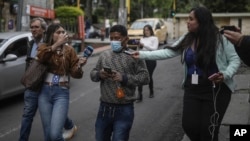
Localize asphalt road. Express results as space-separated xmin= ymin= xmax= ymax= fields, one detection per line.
xmin=0 ymin=45 xmax=185 ymax=141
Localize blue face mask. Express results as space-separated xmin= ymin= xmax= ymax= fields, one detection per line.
xmin=110 ymin=41 xmax=123 ymax=52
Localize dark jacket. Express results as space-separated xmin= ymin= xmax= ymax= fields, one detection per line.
xmin=235 ymin=36 xmax=250 ymax=67
xmin=25 ymin=40 xmax=34 ymax=70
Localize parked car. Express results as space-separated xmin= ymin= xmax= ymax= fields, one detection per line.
xmin=0 ymin=32 xmax=33 ymax=100
xmin=127 ymin=18 xmax=168 ymax=49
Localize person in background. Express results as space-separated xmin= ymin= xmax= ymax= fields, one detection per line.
xmin=90 ymin=24 xmax=149 ymax=141
xmin=224 ymin=28 xmax=250 ymax=67
xmin=105 ymin=18 xmax=111 ymax=38
xmin=52 ymin=18 xmax=61 ymax=24
xmin=85 ymin=16 xmax=91 ymax=39
xmin=136 ymin=24 xmax=159 ymax=102
xmin=132 ymin=6 xmax=240 ymax=141
xmin=36 ymin=23 xmax=87 ymax=141
xmin=18 ymin=17 xmax=47 ymax=141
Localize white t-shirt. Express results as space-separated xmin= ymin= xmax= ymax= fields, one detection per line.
xmin=105 ymin=19 xmax=110 ymax=28
xmin=140 ymin=36 xmax=159 ymax=51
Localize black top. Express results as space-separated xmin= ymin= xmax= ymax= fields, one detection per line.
xmin=235 ymin=36 xmax=250 ymax=67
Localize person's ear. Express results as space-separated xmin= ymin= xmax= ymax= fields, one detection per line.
xmin=124 ymin=36 xmax=129 ymax=43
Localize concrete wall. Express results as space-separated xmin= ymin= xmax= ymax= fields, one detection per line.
xmin=169 ymin=13 xmax=250 ymax=38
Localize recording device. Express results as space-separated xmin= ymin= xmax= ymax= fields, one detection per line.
xmin=103 ymin=67 xmax=112 ymax=74
xmin=220 ymin=25 xmax=237 ymax=34
xmin=124 ymin=50 xmax=134 ymax=55
xmin=83 ymin=46 xmax=94 ymax=58
xmin=208 ymin=73 xmax=219 ymax=80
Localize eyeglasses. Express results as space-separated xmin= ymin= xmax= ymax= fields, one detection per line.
xmin=30 ymin=26 xmax=40 ymax=29
xmin=55 ymin=30 xmax=66 ymax=34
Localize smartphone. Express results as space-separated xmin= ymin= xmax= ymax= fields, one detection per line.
xmin=208 ymin=73 xmax=219 ymax=80
xmin=220 ymin=26 xmax=237 ymax=34
xmin=103 ymin=67 xmax=112 ymax=74
xmin=124 ymin=50 xmax=133 ymax=55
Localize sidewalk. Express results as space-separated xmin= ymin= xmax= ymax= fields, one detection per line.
xmin=77 ymin=38 xmax=110 ymax=57
xmin=181 ymin=74 xmax=250 ymax=141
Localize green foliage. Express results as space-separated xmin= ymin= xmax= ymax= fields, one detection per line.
xmin=93 ymin=7 xmax=105 ymax=22
xmin=55 ymin=6 xmax=84 ymax=17
xmin=54 ymin=0 xmax=69 ymax=8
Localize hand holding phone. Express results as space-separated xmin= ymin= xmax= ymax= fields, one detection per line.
xmin=208 ymin=73 xmax=219 ymax=81
xmin=220 ymin=26 xmax=237 ymax=34
xmin=124 ymin=50 xmax=134 ymax=55
xmin=103 ymin=67 xmax=112 ymax=74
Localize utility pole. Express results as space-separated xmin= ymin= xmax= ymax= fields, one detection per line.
xmin=126 ymin=0 xmax=130 ymax=27
xmin=118 ymin=0 xmax=127 ymax=27
xmin=77 ymin=0 xmax=80 ymax=8
xmin=16 ymin=0 xmax=23 ymax=31
xmin=173 ymin=0 xmax=176 ymax=39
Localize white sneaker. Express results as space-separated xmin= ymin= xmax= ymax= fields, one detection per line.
xmin=63 ymin=125 xmax=77 ymax=140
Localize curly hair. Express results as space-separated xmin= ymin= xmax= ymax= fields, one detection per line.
xmin=110 ymin=25 xmax=128 ymax=36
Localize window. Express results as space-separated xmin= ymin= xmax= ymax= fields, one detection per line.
xmin=4 ymin=38 xmax=29 ymax=57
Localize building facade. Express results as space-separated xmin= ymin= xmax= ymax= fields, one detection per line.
xmin=0 ymin=0 xmax=54 ymax=32
xmin=172 ymin=13 xmax=250 ymax=38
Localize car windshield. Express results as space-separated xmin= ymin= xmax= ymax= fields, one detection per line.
xmin=0 ymin=39 xmax=7 ymax=48
xmin=130 ymin=21 xmax=155 ymax=29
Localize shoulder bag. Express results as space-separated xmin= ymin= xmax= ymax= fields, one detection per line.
xmin=20 ymin=58 xmax=47 ymax=92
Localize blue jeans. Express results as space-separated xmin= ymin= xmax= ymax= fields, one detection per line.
xmin=95 ymin=102 xmax=134 ymax=141
xmin=18 ymin=89 xmax=74 ymax=141
xmin=38 ymin=85 xmax=69 ymax=141
xmin=19 ymin=89 xmax=38 ymax=141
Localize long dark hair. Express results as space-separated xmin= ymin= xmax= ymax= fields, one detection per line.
xmin=44 ymin=24 xmax=64 ymax=46
xmin=143 ymin=24 xmax=154 ymax=37
xmin=167 ymin=6 xmax=223 ymax=75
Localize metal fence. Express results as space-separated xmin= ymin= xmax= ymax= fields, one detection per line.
xmin=59 ymin=17 xmax=78 ymax=34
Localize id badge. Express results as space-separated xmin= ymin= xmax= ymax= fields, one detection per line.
xmin=191 ymin=72 xmax=198 ymax=84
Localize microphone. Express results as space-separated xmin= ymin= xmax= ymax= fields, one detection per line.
xmin=83 ymin=46 xmax=94 ymax=58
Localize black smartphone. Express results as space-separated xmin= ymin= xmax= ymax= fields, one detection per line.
xmin=208 ymin=73 xmax=219 ymax=80
xmin=103 ymin=67 xmax=112 ymax=74
xmin=220 ymin=26 xmax=237 ymax=34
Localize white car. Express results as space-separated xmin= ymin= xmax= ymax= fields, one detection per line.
xmin=0 ymin=32 xmax=33 ymax=100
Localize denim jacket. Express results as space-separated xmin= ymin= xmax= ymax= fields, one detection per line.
xmin=139 ymin=34 xmax=240 ymax=92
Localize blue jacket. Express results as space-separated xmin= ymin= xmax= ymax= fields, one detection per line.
xmin=139 ymin=34 xmax=240 ymax=92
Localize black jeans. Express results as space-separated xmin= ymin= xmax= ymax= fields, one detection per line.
xmin=138 ymin=60 xmax=156 ymax=94
xmin=182 ymin=76 xmax=231 ymax=141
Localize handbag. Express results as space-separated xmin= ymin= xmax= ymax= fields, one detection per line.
xmin=20 ymin=59 xmax=47 ymax=92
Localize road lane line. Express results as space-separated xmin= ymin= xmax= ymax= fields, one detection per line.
xmin=0 ymin=85 xmax=100 ymax=139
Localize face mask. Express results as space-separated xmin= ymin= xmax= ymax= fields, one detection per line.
xmin=110 ymin=40 xmax=123 ymax=52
